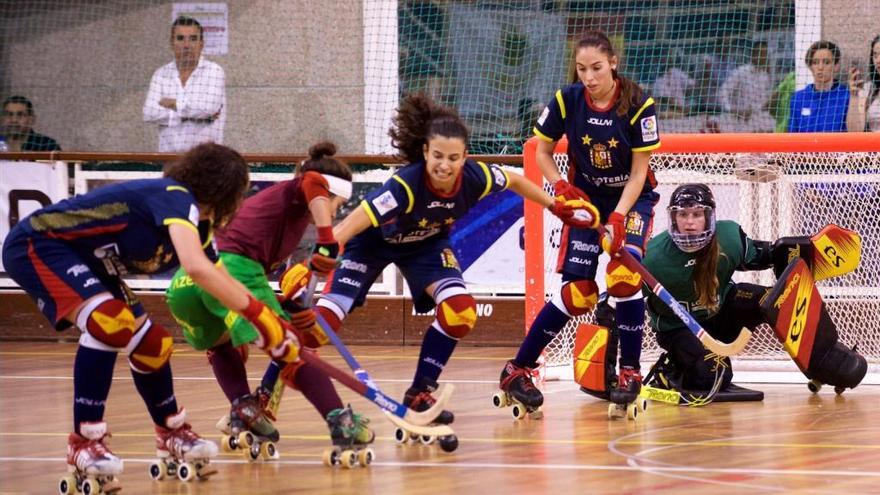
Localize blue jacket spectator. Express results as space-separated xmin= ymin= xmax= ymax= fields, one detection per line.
xmin=788 ymin=40 xmax=850 ymax=132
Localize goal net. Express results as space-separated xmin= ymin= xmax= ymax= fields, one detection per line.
xmin=523 ymin=134 xmax=880 ymax=382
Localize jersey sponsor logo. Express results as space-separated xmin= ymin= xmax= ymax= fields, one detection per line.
xmin=640 ymin=115 xmax=658 ymax=141
xmin=427 ymin=200 xmax=456 ymax=209
xmin=66 ymin=264 xmax=89 ymax=277
xmin=569 ymin=256 xmax=593 ymax=266
xmin=587 ymin=117 xmax=613 ymax=126
xmin=537 ymin=106 xmax=550 ymax=125
xmin=491 ymin=167 xmax=506 ymax=187
xmin=83 ymin=277 xmax=100 ymax=288
xmin=590 ymin=143 xmax=612 ymax=169
xmin=571 ymin=240 xmax=600 ymax=253
xmin=587 ymin=173 xmax=629 ymax=187
xmin=389 ymin=227 xmax=441 ymax=244
xmin=338 ymin=277 xmax=362 ymax=288
xmin=618 ymin=323 xmax=644 ymax=333
xmin=188 ymin=204 xmax=200 ymax=226
xmin=625 ymin=212 xmax=643 ymax=235
xmin=685 ymin=259 xmax=696 ymax=267
xmin=340 ymin=259 xmax=368 ymax=273
xmin=372 ymin=191 xmax=398 ymax=216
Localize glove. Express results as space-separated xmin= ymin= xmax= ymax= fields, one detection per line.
xmin=279 ymin=262 xmax=312 ymax=301
xmin=552 ymin=179 xmax=590 ymax=202
xmin=269 ymin=327 xmax=301 ymax=363
xmin=240 ymin=295 xmax=285 ymax=350
xmin=286 ymin=306 xmax=330 ymax=347
xmin=602 ymin=212 xmax=626 ymax=255
xmin=310 ymin=226 xmax=339 ymax=274
xmin=548 ymin=198 xmax=600 ymax=229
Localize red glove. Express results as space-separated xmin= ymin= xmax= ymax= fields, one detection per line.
xmin=310 ymin=226 xmax=339 ymax=274
xmin=602 ymin=212 xmax=627 ymax=255
xmin=547 ymin=199 xmax=598 ymax=229
xmin=240 ymin=295 xmax=285 ymax=350
xmin=552 ymin=179 xmax=590 ymax=202
xmin=279 ymin=262 xmax=311 ymax=301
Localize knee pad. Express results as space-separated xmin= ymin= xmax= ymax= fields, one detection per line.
xmin=553 ymin=280 xmax=598 ymax=316
xmin=431 ymin=279 xmax=476 ymax=339
xmin=810 ymin=342 xmax=867 ymax=389
xmin=77 ymin=295 xmax=137 ymax=349
xmin=128 ymin=320 xmax=174 ymax=373
xmin=605 ymin=258 xmax=642 ymax=298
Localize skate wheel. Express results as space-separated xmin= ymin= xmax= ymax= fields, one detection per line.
xmin=81 ymin=478 xmax=98 ymax=495
xmin=626 ymin=402 xmax=639 ymax=420
xmin=322 ymin=448 xmax=337 ymax=467
xmin=237 ymin=430 xmax=255 ymax=448
xmin=221 ymin=434 xmax=235 ymax=452
xmin=834 ymin=386 xmax=846 ymax=395
xmin=393 ymin=428 xmax=408 ymax=444
xmin=492 ymin=391 xmax=508 ymax=408
xmin=177 ymin=462 xmax=195 ymax=482
xmin=808 ymin=379 xmax=822 ymax=393
xmin=58 ymin=474 xmax=76 ymax=495
xmin=511 ymin=403 xmax=527 ymax=420
xmin=261 ymin=441 xmax=279 ymax=460
xmin=339 ymin=450 xmax=356 ymax=469
xmin=419 ymin=434 xmax=435 ymax=445
xmin=357 ymin=448 xmax=374 ymax=466
xmin=149 ymin=460 xmax=166 ymax=481
xmin=243 ymin=444 xmax=261 ymax=462
xmin=638 ymin=397 xmax=648 ymax=413
xmin=439 ymin=435 xmax=459 ymax=453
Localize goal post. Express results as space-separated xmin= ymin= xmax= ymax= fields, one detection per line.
xmin=523 ymin=133 xmax=880 ymax=383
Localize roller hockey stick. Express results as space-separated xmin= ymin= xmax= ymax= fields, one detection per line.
xmin=294 ymin=277 xmax=455 ymax=433
xmin=595 ymin=226 xmax=750 ymax=356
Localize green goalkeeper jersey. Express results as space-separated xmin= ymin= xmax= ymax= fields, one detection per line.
xmin=642 ymin=220 xmax=762 ymax=333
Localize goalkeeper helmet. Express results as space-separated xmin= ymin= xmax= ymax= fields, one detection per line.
xmin=668 ymin=183 xmax=716 ymax=253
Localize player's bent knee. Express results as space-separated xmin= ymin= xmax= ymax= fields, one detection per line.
xmin=435 ymin=293 xmax=477 ymax=339
xmin=605 ymin=259 xmax=642 ymax=298
xmin=556 ymin=280 xmax=598 ymax=316
xmin=76 ymin=295 xmax=137 ymax=349
xmin=279 ymin=360 xmax=307 ymax=391
xmin=128 ymin=320 xmax=174 ymax=373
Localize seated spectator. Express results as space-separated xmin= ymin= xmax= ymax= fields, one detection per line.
xmin=1 ymin=95 xmax=61 ymax=151
xmin=788 ymin=40 xmax=850 ymax=132
xmin=846 ymin=35 xmax=880 ymax=132
xmin=687 ymin=54 xmax=725 ymax=114
xmin=719 ymin=41 xmax=772 ymax=120
xmin=653 ymin=65 xmax=695 ymax=118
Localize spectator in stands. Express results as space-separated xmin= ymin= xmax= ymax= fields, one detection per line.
xmin=1 ymin=95 xmax=61 ymax=151
xmin=652 ymin=59 xmax=695 ymax=118
xmin=788 ymin=40 xmax=849 ymax=132
xmin=687 ymin=54 xmax=725 ymax=114
xmin=769 ymin=71 xmax=795 ymax=132
xmin=143 ymin=16 xmax=226 ymax=152
xmin=846 ymin=35 xmax=880 ymax=132
xmin=719 ymin=41 xmax=772 ymax=121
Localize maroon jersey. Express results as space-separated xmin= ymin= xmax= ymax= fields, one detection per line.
xmin=216 ymin=177 xmax=310 ymax=272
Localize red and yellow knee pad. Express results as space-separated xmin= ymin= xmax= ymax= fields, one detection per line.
xmin=435 ymin=293 xmax=477 ymax=339
xmin=558 ymin=280 xmax=599 ymax=316
xmin=605 ymin=258 xmax=642 ymax=298
xmin=129 ymin=320 xmax=174 ymax=373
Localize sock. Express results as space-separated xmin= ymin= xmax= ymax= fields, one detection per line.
xmin=514 ymin=302 xmax=571 ymax=368
xmin=208 ymin=341 xmax=251 ymax=402
xmin=615 ymin=297 xmax=645 ymax=369
xmin=73 ymin=346 xmax=118 ymax=433
xmin=294 ymin=362 xmax=344 ymax=418
xmin=411 ymin=326 xmax=458 ymax=388
xmin=131 ymin=362 xmax=178 ymax=426
xmin=260 ymin=361 xmax=282 ymax=392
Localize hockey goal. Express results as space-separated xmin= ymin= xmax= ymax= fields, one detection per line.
xmin=523 ymin=133 xmax=880 ymax=382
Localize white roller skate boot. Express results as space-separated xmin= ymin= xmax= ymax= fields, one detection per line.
xmin=150 ymin=409 xmax=218 ymax=482
xmin=59 ymin=421 xmax=123 ymax=494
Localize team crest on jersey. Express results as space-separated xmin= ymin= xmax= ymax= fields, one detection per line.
xmin=590 ymin=143 xmax=612 ymax=169
xmin=440 ymin=248 xmax=460 ymax=270
xmin=372 ymin=190 xmax=399 ymax=216
xmin=640 ymin=115 xmax=658 ymax=141
xmin=625 ymin=211 xmax=643 ymax=235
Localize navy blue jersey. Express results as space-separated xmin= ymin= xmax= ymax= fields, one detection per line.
xmin=19 ymin=178 xmax=214 ymax=274
xmin=534 ymin=81 xmax=660 ymax=197
xmin=360 ymin=159 xmax=510 ymax=244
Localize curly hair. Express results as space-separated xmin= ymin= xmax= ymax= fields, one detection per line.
xmin=163 ymin=142 xmax=249 ymax=227
xmin=389 ymin=93 xmax=469 ymax=164
xmin=296 ymin=140 xmax=352 ymax=181
xmin=571 ymin=30 xmax=643 ymax=118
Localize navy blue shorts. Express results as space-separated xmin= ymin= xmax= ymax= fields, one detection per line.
xmin=2 ymin=227 xmax=144 ymax=330
xmin=330 ymin=233 xmax=464 ymax=314
xmin=558 ymin=190 xmax=659 ymax=281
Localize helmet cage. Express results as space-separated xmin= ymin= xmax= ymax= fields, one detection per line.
xmin=668 ymin=204 xmax=716 ymax=252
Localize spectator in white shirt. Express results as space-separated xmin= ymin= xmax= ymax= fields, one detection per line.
xmin=143 ymin=16 xmax=226 ymax=152
xmin=847 ymin=35 xmax=880 ymax=132
xmin=653 ymin=65 xmax=695 ymax=117
xmin=719 ymin=41 xmax=772 ymax=120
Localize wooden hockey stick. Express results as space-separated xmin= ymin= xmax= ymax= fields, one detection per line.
xmin=594 ymin=225 xmax=750 ymax=356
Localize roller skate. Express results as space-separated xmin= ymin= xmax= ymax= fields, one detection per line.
xmin=149 ymin=409 xmax=218 ymax=482
xmin=395 ymin=377 xmax=459 ymax=452
xmin=493 ymin=360 xmax=544 ymax=420
xmin=608 ymin=366 xmax=647 ymax=420
xmin=322 ymin=405 xmax=375 ymax=468
xmin=217 ymin=394 xmax=280 ymax=462
xmin=59 ymin=421 xmax=122 ymax=494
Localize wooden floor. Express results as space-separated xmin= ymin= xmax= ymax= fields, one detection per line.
xmin=1 ymin=341 xmax=879 ymax=495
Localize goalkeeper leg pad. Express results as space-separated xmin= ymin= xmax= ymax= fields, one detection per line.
xmin=761 ymin=258 xmax=867 ymax=389
xmin=771 ymin=224 xmax=861 ymax=281
xmin=575 ymin=298 xmax=618 ymax=399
